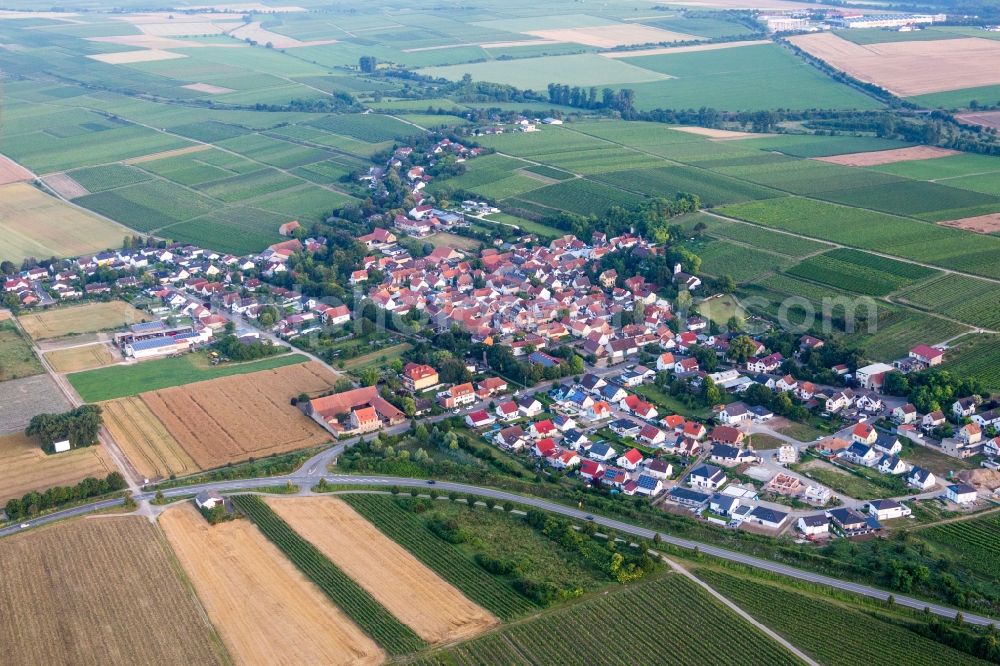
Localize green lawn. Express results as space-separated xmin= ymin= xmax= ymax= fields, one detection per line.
xmin=69 ymin=352 xmax=310 ymax=402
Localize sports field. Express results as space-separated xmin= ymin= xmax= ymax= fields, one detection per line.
xmin=18 ymin=301 xmax=151 ymax=340
xmin=161 ymin=502 xmax=383 ymax=666
xmin=268 ymin=497 xmax=498 ymax=644
xmin=0 ymin=431 xmax=115 ymax=503
xmin=0 ymin=182 xmax=125 ymax=263
xmin=0 ymin=516 xmax=227 ymax=666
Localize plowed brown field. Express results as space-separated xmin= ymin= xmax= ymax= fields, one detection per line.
xmin=161 ymin=503 xmax=383 ymax=666
xmin=140 ymin=361 xmax=335 ymax=469
xmin=268 ymin=497 xmax=498 ymax=644
xmin=0 ymin=516 xmax=226 ymax=666
xmin=102 ymin=397 xmax=197 ymax=480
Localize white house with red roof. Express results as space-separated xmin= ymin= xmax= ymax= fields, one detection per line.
xmin=909 ymin=344 xmax=944 ymax=367
xmin=496 ymin=400 xmax=520 ymax=421
xmin=533 ymin=437 xmax=558 ymax=458
xmin=639 ymin=424 xmax=666 ymax=447
xmin=465 ymin=410 xmax=495 ymax=428
xmin=617 ymin=448 xmax=644 ymax=471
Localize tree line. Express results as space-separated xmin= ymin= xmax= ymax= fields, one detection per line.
xmin=4 ymin=472 xmax=126 ymax=521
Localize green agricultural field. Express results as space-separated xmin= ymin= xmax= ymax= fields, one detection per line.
xmin=622 ymin=43 xmax=883 ymax=112
xmin=518 ymin=178 xmax=645 ymax=216
xmin=695 ymin=568 xmax=990 ymax=666
xmin=75 ymin=179 xmax=217 ymax=232
xmin=194 ymin=169 xmax=302 ymax=203
xmin=699 ymin=218 xmax=831 ymax=257
xmin=856 ymin=310 xmax=969 ymax=361
xmin=717 ymin=197 xmax=1000 ymax=279
xmin=412 ymin=573 xmax=801 ymax=666
xmin=939 ymin=335 xmax=1000 ymax=392
xmin=714 ymin=159 xmax=908 ymax=196
xmin=594 ymin=165 xmax=784 ymax=206
xmin=895 ymin=274 xmax=1000 ymax=330
xmin=691 ymin=239 xmax=790 ymax=283
xmin=252 ymin=185 xmax=354 ymax=220
xmin=0 ymin=320 xmax=43 ymax=382
xmin=910 ymin=84 xmax=1000 ymax=110
xmin=785 ymin=249 xmax=939 ymax=297
xmin=522 ymin=164 xmax=574 ymax=181
xmin=68 ymin=353 xmax=310 ymax=402
xmin=739 ymin=134 xmax=911 ymax=158
xmin=417 ymin=53 xmax=673 ymax=90
xmin=306 ymin=114 xmax=423 ymax=143
xmin=814 ymin=179 xmax=1000 ymax=219
xmin=918 ymin=513 xmax=1000 ymax=582
xmin=66 ymin=164 xmax=151 ymax=192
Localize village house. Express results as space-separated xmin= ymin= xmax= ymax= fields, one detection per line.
xmin=946 ymin=483 xmax=977 ymax=505
xmin=402 ymin=363 xmax=439 ymax=392
xmin=907 ymin=466 xmax=936 ymax=490
xmin=797 ymin=514 xmax=830 ymax=537
xmin=439 ymin=382 xmax=476 ymax=409
xmin=687 ymin=464 xmax=728 ymax=490
xmin=867 ymin=499 xmax=909 ymax=521
xmin=306 ymin=386 xmax=406 ymax=436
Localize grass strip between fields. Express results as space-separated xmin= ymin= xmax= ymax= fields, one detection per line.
xmin=231 ymin=494 xmax=425 ymax=656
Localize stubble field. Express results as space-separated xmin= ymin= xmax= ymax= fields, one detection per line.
xmin=0 ymin=516 xmax=226 ymax=666
xmin=160 ymin=503 xmax=384 ymax=666
xmin=138 ymin=361 xmax=335 ymax=469
xmin=101 ymin=397 xmax=198 ymax=481
xmin=268 ymin=497 xmax=499 ymax=644
xmin=0 ymin=182 xmax=125 ymax=263
xmin=788 ymin=33 xmax=1000 ymax=97
xmin=0 ymin=432 xmax=114 ymax=503
xmin=44 ymin=343 xmax=116 ymax=373
xmin=0 ymin=374 xmax=72 ymax=433
xmin=18 ymin=301 xmax=151 ymax=340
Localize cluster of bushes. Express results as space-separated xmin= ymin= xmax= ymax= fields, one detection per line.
xmin=4 ymin=472 xmax=126 ymax=521
xmin=212 ymin=334 xmax=285 ymax=362
xmin=26 ymin=405 xmax=102 ymax=452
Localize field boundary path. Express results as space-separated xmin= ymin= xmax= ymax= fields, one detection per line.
xmin=663 ymin=556 xmax=819 ymax=666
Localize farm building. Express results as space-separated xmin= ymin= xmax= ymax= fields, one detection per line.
xmin=306 ymin=386 xmax=406 ymax=436
xmin=195 ymin=490 xmax=224 ymax=510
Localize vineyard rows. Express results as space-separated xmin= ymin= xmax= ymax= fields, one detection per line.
xmin=231 ymin=495 xmax=425 ymax=655
xmin=695 ymin=568 xmax=988 ymax=666
xmin=921 ymin=515 xmax=1000 ymax=579
xmin=342 ymin=495 xmax=536 ymax=620
xmin=411 ymin=574 xmax=801 ymax=666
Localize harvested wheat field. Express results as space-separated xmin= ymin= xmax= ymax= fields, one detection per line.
xmin=0 ymin=182 xmax=125 ymax=263
xmin=0 ymin=516 xmax=226 ymax=666
xmin=672 ymin=126 xmax=761 ymax=140
xmin=19 ymin=301 xmax=150 ymax=340
xmin=229 ymin=21 xmax=336 ymax=48
xmin=89 ymin=49 xmax=187 ymax=64
xmin=125 ymin=144 xmax=209 ymax=165
xmin=45 ymin=343 xmax=116 ymax=373
xmin=140 ymin=361 xmax=335 ymax=469
xmin=182 ymin=82 xmax=236 ymax=94
xmin=525 ymin=24 xmax=696 ymax=49
xmin=788 ymin=33 xmax=1000 ymax=97
xmin=161 ymin=503 xmax=383 ymax=666
xmin=0 ymin=432 xmax=114 ymax=502
xmin=268 ymin=496 xmax=498 ymax=644
xmin=103 ymin=397 xmax=197 ymax=480
xmin=0 ymin=152 xmax=32 ymax=185
xmin=956 ymin=111 xmax=1000 ymax=131
xmin=816 ymin=145 xmax=959 ymax=167
xmin=940 ymin=213 xmax=1000 ymax=234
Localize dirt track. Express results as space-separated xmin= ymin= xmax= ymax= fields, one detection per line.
xmin=161 ymin=503 xmax=383 ymax=666
xmin=268 ymin=497 xmax=499 ymax=644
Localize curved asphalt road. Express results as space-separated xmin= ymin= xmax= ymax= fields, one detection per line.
xmin=3 ymin=471 xmax=993 ymax=627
